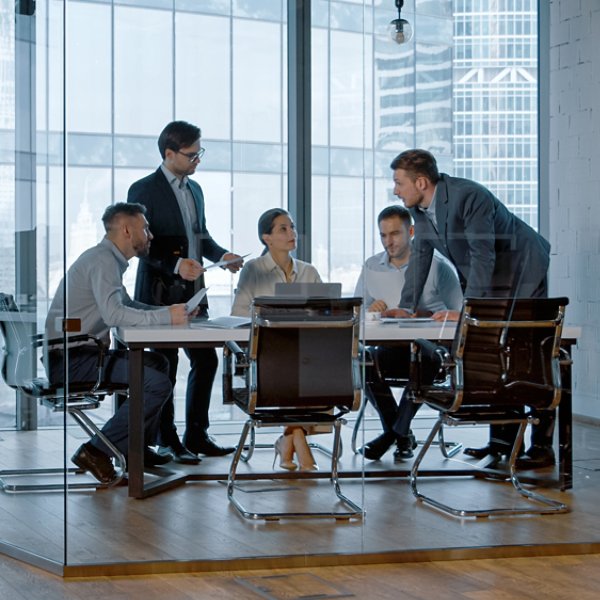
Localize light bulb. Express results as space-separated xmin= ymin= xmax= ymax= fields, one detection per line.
xmin=389 ymin=18 xmax=413 ymax=44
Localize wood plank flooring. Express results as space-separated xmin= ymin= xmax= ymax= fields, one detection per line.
xmin=0 ymin=413 xmax=599 ymax=577
xmin=1 ymin=552 xmax=600 ymax=599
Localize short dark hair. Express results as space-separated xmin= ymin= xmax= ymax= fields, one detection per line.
xmin=102 ymin=202 xmax=146 ymax=232
xmin=390 ymin=149 xmax=440 ymax=183
xmin=158 ymin=121 xmax=201 ymax=159
xmin=258 ymin=208 xmax=291 ymax=250
xmin=377 ymin=205 xmax=412 ymax=228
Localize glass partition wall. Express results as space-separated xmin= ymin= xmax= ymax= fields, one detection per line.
xmin=0 ymin=0 xmax=565 ymax=576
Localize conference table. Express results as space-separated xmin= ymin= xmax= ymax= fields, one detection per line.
xmin=117 ymin=320 xmax=579 ymax=499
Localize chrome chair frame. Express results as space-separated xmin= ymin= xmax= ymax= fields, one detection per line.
xmin=225 ymin=297 xmax=364 ymax=521
xmin=350 ymin=346 xmax=462 ymax=458
xmin=409 ymin=296 xmax=570 ymax=518
xmin=0 ymin=294 xmax=126 ymax=492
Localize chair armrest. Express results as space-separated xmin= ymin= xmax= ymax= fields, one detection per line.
xmin=410 ymin=338 xmax=455 ymax=400
xmin=222 ymin=341 xmax=249 ymax=405
xmin=35 ymin=334 xmax=112 ymax=393
xmin=224 ymin=340 xmax=246 ymax=364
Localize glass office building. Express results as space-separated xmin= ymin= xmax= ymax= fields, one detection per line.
xmin=453 ymin=0 xmax=538 ymax=224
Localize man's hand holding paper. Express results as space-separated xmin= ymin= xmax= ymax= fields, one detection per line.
xmin=178 ymin=258 xmax=206 ymax=281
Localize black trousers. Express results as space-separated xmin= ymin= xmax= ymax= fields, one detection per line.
xmin=154 ymin=346 xmax=219 ymax=453
xmin=364 ymin=346 xmax=418 ymax=440
xmin=48 ymin=348 xmax=171 ymax=456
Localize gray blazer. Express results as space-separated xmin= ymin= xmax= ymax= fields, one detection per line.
xmin=400 ymin=174 xmax=550 ymax=310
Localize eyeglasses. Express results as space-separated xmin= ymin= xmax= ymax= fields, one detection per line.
xmin=177 ymin=147 xmax=205 ymax=162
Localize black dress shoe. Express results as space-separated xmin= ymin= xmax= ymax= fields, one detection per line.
xmin=359 ymin=432 xmax=395 ymax=460
xmin=393 ymin=432 xmax=418 ymax=461
xmin=157 ymin=445 xmax=201 ymax=465
xmin=463 ymin=444 xmax=501 ymax=460
xmin=190 ymin=436 xmax=235 ymax=457
xmin=71 ymin=442 xmax=116 ymax=483
xmin=393 ymin=446 xmax=414 ymax=461
xmin=144 ymin=446 xmax=173 ymax=466
xmin=515 ymin=445 xmax=555 ymax=469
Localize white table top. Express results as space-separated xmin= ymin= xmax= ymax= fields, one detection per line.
xmin=116 ymin=320 xmax=581 ymax=346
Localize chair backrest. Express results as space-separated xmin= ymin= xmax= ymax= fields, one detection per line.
xmin=0 ymin=293 xmax=36 ymax=391
xmin=244 ymin=297 xmax=362 ymax=415
xmin=437 ymin=297 xmax=568 ymax=412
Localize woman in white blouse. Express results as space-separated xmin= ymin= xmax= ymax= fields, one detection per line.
xmin=231 ymin=208 xmax=322 ymax=471
xmin=231 ymin=208 xmax=321 ymax=317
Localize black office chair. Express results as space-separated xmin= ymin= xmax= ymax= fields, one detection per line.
xmin=0 ymin=293 xmax=126 ymax=492
xmin=224 ymin=296 xmax=363 ymax=520
xmin=350 ymin=344 xmax=462 ymax=458
xmin=409 ymin=296 xmax=570 ymax=518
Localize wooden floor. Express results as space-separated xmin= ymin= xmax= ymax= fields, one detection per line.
xmin=2 ymin=552 xmax=600 ymax=599
xmin=1 ymin=412 xmax=600 ymax=578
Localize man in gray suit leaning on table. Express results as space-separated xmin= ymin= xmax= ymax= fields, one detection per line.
xmin=45 ymin=203 xmax=188 ymax=484
xmin=355 ymin=204 xmax=463 ymax=461
xmin=391 ymin=148 xmax=554 ymax=469
xmin=127 ymin=121 xmax=243 ymax=464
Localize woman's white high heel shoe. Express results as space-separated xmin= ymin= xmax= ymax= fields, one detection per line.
xmin=273 ymin=434 xmax=297 ymax=471
xmin=292 ymin=428 xmax=319 ymax=471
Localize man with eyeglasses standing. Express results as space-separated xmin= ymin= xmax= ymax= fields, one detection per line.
xmin=127 ymin=121 xmax=243 ymax=464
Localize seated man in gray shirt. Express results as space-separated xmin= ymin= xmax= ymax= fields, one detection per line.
xmin=45 ymin=203 xmax=189 ymax=483
xmin=354 ymin=205 xmax=463 ymax=461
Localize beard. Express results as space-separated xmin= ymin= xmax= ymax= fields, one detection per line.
xmin=133 ymin=240 xmax=151 ymax=258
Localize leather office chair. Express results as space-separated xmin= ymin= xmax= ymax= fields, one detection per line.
xmin=350 ymin=345 xmax=462 ymax=458
xmin=409 ymin=296 xmax=570 ymax=518
xmin=0 ymin=293 xmax=125 ymax=492
xmin=224 ymin=296 xmax=363 ymax=520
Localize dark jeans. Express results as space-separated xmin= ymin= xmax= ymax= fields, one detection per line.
xmin=364 ymin=346 xmax=419 ymax=441
xmin=154 ymin=346 xmax=218 ymax=452
xmin=48 ymin=347 xmax=171 ymax=456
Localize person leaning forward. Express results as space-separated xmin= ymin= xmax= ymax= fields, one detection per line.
xmin=45 ymin=203 xmax=189 ymax=483
xmin=391 ymin=148 xmax=554 ymax=469
xmin=127 ymin=121 xmax=244 ymax=464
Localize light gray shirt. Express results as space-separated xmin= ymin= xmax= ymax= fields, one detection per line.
xmin=160 ymin=163 xmax=199 ymax=261
xmin=46 ymin=237 xmax=171 ymax=346
xmin=231 ymin=253 xmax=322 ymax=317
xmin=354 ymin=250 xmax=463 ymax=313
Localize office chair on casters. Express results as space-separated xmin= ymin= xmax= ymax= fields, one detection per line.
xmin=224 ymin=296 xmax=364 ymax=521
xmin=409 ymin=296 xmax=570 ymax=518
xmin=0 ymin=293 xmax=126 ymax=492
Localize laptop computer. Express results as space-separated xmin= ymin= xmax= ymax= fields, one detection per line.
xmin=274 ymin=282 xmax=342 ymax=299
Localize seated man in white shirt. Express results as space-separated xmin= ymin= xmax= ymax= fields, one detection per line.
xmin=354 ymin=205 xmax=463 ymax=461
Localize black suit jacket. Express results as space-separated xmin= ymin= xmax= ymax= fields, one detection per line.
xmin=127 ymin=168 xmax=228 ymax=310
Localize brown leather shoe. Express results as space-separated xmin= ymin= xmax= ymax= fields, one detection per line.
xmin=71 ymin=442 xmax=116 ymax=483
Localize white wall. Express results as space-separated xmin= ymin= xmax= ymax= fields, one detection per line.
xmin=549 ymin=0 xmax=600 ymax=418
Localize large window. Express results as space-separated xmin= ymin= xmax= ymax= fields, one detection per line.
xmin=0 ymin=0 xmax=539 ymax=428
